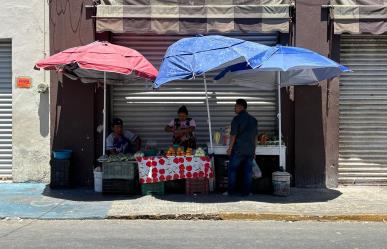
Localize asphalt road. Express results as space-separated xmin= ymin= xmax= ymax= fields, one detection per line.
xmin=0 ymin=220 xmax=386 ymax=249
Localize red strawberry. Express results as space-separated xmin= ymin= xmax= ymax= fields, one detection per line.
xmin=180 ymin=173 xmax=185 ymax=178
xmin=173 ymin=174 xmax=179 ymax=180
xmin=186 ymin=157 xmax=192 ymax=162
xmin=146 ymin=177 xmax=152 ymax=183
xmin=136 ymin=157 xmax=142 ymax=162
xmin=152 ymin=168 xmax=158 ymax=173
xmin=200 ymin=157 xmax=206 ymax=161
xmin=179 ymin=165 xmax=185 ymax=171
xmin=179 ymin=158 xmax=184 ymax=164
xmin=153 ymin=177 xmax=158 ymax=183
xmin=143 ymin=157 xmax=149 ymax=161
xmin=159 ymin=175 xmax=165 ymax=181
xmin=173 ymin=158 xmax=179 ymax=164
xmin=199 ymin=171 xmax=205 ymax=177
xmin=186 ymin=166 xmax=192 ymax=171
xmin=159 ymin=158 xmax=165 ymax=165
xmin=152 ymin=173 xmax=158 ymax=178
xmin=205 ymin=163 xmax=210 ymax=168
xmin=146 ymin=161 xmax=152 ymax=167
xmin=209 ymin=172 xmax=214 ymax=178
xmin=193 ymin=172 xmax=198 ymax=178
xmin=140 ymin=178 xmax=145 ymax=184
xmin=152 ymin=161 xmax=157 ymax=167
xmin=159 ymin=169 xmax=165 ymax=175
xmin=166 ymin=175 xmax=172 ymax=181
xmin=186 ymin=172 xmax=192 ymax=178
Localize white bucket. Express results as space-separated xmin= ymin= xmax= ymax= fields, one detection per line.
xmin=94 ymin=171 xmax=103 ymax=193
xmin=272 ymin=171 xmax=291 ymax=196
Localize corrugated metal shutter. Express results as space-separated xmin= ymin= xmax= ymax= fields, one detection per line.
xmin=0 ymin=40 xmax=12 ymax=179
xmin=111 ymin=33 xmax=278 ymax=149
xmin=339 ymin=35 xmax=387 ymax=185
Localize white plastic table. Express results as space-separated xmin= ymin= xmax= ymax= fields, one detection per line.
xmin=207 ymin=145 xmax=287 ymax=171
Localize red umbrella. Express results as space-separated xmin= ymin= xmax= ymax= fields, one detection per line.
xmin=35 ymin=41 xmax=158 ymax=156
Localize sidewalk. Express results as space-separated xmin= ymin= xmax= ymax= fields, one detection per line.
xmin=1 ymin=183 xmax=386 ymax=222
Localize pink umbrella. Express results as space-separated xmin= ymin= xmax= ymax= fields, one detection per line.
xmin=35 ymin=41 xmax=158 ymax=156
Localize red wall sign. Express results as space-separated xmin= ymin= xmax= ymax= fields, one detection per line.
xmin=16 ymin=77 xmax=32 ymax=88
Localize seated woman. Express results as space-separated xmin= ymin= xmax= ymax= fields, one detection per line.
xmin=106 ymin=118 xmax=141 ymax=154
xmin=165 ymin=106 xmax=197 ymax=149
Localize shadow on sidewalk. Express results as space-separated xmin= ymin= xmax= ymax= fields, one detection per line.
xmin=41 ymin=185 xmax=141 ymax=202
xmin=151 ymin=188 xmax=342 ymax=204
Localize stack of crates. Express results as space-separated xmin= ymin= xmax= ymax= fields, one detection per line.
xmin=141 ymin=182 xmax=165 ymax=195
xmin=185 ymin=178 xmax=209 ymax=195
xmin=102 ymin=161 xmax=138 ymax=194
xmin=50 ymin=159 xmax=71 ymax=188
xmin=214 ymin=157 xmax=229 ymax=192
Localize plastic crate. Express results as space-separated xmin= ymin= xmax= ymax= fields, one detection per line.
xmin=141 ymin=182 xmax=165 ymax=195
xmin=185 ymin=178 xmax=209 ymax=195
xmin=102 ymin=161 xmax=137 ymax=180
xmin=216 ymin=176 xmax=228 ymax=192
xmin=50 ymin=159 xmax=71 ymax=188
xmin=103 ymin=179 xmax=138 ymax=195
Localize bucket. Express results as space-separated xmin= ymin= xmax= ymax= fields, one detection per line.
xmin=94 ymin=171 xmax=103 ymax=193
xmin=53 ymin=149 xmax=72 ymax=160
xmin=272 ymin=171 xmax=291 ymax=196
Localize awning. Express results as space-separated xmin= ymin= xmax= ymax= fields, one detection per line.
xmin=96 ymin=0 xmax=292 ymax=34
xmin=331 ymin=0 xmax=387 ymax=35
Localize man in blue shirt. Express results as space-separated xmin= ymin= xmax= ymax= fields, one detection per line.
xmin=226 ymin=99 xmax=258 ymax=196
xmin=106 ymin=118 xmax=141 ymax=154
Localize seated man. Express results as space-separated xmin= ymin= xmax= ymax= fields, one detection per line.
xmin=106 ymin=118 xmax=141 ymax=154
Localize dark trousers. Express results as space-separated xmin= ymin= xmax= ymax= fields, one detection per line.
xmin=228 ymin=153 xmax=253 ymax=195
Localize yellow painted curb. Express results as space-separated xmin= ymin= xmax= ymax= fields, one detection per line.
xmin=106 ymin=213 xmax=387 ymax=222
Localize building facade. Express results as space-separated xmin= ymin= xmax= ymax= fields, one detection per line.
xmin=4 ymin=0 xmax=387 ymax=187
xmin=0 ymin=0 xmax=50 ymax=182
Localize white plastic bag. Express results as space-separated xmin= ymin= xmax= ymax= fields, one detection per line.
xmin=252 ymin=159 xmax=262 ymax=179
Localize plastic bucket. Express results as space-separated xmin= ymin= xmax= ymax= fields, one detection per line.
xmin=53 ymin=150 xmax=72 ymax=160
xmin=94 ymin=171 xmax=103 ymax=193
xmin=272 ymin=171 xmax=291 ymax=196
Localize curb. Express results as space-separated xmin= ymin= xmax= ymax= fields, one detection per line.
xmin=106 ymin=213 xmax=387 ymax=222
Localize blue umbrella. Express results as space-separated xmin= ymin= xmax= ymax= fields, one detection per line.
xmin=215 ymin=45 xmax=351 ymax=170
xmin=155 ymin=35 xmax=274 ymax=150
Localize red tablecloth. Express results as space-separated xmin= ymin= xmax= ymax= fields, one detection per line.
xmin=136 ymin=156 xmax=214 ymax=184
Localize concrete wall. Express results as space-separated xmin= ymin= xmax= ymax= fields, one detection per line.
xmin=0 ymin=1 xmax=50 ymax=182
xmin=49 ymin=0 xmax=95 ymax=186
xmin=294 ymin=0 xmax=339 ymax=187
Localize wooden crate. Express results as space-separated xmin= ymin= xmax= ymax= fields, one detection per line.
xmin=185 ymin=178 xmax=209 ymax=195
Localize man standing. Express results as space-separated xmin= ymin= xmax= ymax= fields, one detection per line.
xmin=226 ymin=99 xmax=258 ymax=196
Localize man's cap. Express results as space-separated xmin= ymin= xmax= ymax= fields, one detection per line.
xmin=112 ymin=118 xmax=123 ymax=126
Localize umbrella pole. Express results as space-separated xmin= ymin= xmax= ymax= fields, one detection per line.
xmin=103 ymin=72 xmax=107 ymax=156
xmin=277 ymin=71 xmax=283 ymax=171
xmin=203 ymin=74 xmax=214 ymax=153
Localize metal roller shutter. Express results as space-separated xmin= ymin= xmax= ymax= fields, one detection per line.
xmin=0 ymin=40 xmax=12 ymax=179
xmin=111 ymin=34 xmax=278 ymax=149
xmin=339 ymin=35 xmax=387 ymax=185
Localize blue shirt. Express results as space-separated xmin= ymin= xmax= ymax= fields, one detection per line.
xmin=230 ymin=111 xmax=258 ymax=157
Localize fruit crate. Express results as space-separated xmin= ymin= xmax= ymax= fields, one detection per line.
xmin=102 ymin=161 xmax=137 ymax=180
xmin=141 ymin=182 xmax=165 ymax=195
xmin=103 ymin=179 xmax=138 ymax=195
xmin=185 ymin=178 xmax=209 ymax=195
xmin=50 ymin=159 xmax=71 ymax=188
